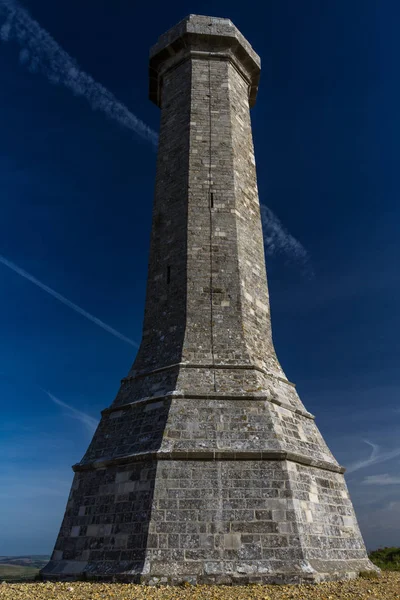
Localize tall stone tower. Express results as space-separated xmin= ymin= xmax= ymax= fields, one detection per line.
xmin=42 ymin=15 xmax=375 ymax=584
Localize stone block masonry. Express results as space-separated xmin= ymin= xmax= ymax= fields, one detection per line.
xmin=41 ymin=15 xmax=377 ymax=583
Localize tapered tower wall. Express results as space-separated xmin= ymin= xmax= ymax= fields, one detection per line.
xmin=42 ymin=15 xmax=376 ymax=584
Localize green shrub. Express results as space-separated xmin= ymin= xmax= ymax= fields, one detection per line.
xmin=369 ymin=547 xmax=400 ymax=571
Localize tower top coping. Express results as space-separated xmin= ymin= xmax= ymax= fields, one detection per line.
xmin=149 ymin=15 xmax=261 ymax=108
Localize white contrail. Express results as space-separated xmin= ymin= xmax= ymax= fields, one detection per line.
xmin=0 ymin=372 xmax=99 ymax=436
xmin=362 ymin=474 xmax=400 ymax=485
xmin=346 ymin=439 xmax=400 ymax=474
xmin=0 ymin=0 xmax=313 ymax=271
xmin=0 ymin=0 xmax=158 ymax=147
xmin=44 ymin=389 xmax=99 ymax=435
xmin=0 ymin=254 xmax=139 ymax=347
xmin=260 ymin=203 xmax=313 ymax=275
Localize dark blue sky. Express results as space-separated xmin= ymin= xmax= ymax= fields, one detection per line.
xmin=0 ymin=0 xmax=399 ymax=554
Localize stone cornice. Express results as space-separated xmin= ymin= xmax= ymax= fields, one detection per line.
xmin=73 ymin=449 xmax=345 ymax=475
xmin=125 ymin=361 xmax=297 ymax=388
xmin=103 ymin=391 xmax=315 ymax=421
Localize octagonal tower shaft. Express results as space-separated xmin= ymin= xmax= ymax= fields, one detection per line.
xmin=120 ymin=16 xmax=286 ymax=404
xmin=42 ymin=15 xmax=375 ymax=585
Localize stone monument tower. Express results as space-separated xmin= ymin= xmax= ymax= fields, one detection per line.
xmin=42 ymin=15 xmax=375 ymax=584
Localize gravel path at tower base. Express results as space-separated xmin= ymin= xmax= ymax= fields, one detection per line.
xmin=1 ymin=572 xmax=399 ymax=600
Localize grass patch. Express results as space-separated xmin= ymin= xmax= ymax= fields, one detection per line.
xmin=359 ymin=570 xmax=380 ymax=579
xmin=0 ymin=564 xmax=39 ymax=582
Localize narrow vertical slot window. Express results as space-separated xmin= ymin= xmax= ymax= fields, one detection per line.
xmin=167 ymin=266 xmax=171 ymax=284
xmin=210 ymin=192 xmax=214 ymax=208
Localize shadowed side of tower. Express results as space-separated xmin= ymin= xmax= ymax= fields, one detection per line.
xmin=42 ymin=15 xmax=377 ymax=584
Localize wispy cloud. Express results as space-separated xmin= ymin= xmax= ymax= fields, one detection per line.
xmin=0 ymin=0 xmax=157 ymax=147
xmin=346 ymin=439 xmax=400 ymax=474
xmin=0 ymin=254 xmax=138 ymax=347
xmin=362 ymin=473 xmax=400 ymax=485
xmin=43 ymin=389 xmax=98 ymax=435
xmin=0 ymin=371 xmax=99 ymax=437
xmin=260 ymin=204 xmax=313 ymax=275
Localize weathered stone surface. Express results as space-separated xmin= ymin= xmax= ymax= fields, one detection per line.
xmin=42 ymin=14 xmax=376 ymax=584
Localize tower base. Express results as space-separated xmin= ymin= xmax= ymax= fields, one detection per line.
xmin=41 ymin=454 xmax=377 ymax=584
xmin=41 ymin=562 xmax=376 ymax=586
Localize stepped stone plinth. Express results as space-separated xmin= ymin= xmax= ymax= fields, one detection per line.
xmin=42 ymin=15 xmax=377 ymax=584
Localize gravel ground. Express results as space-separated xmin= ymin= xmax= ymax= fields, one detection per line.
xmin=0 ymin=573 xmax=399 ymax=600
